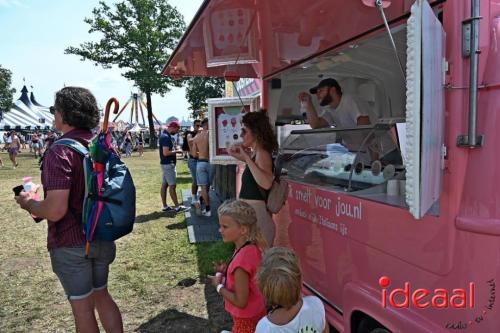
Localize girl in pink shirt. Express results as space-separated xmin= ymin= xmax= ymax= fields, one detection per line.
xmin=209 ymin=199 xmax=267 ymax=333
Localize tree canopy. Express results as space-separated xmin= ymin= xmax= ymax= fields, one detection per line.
xmin=0 ymin=65 xmax=16 ymax=113
xmin=185 ymin=77 xmax=225 ymax=118
xmin=65 ymin=0 xmax=186 ymax=147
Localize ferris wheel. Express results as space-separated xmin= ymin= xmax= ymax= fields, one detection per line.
xmin=112 ymin=92 xmax=162 ymax=126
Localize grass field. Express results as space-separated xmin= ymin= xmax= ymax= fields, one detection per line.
xmin=0 ymin=150 xmax=233 ymax=332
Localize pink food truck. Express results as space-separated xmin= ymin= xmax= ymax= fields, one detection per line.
xmin=164 ymin=0 xmax=500 ymax=331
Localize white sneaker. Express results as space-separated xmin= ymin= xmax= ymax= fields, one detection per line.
xmin=175 ymin=205 xmax=190 ymax=213
xmin=202 ymin=209 xmax=211 ymax=217
xmin=220 ymin=330 xmax=231 ymax=333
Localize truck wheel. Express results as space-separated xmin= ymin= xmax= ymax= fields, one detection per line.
xmin=356 ymin=317 xmax=391 ymax=333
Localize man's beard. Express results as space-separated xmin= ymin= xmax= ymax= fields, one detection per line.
xmin=320 ymin=92 xmax=333 ymax=107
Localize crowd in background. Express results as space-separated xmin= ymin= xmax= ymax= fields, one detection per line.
xmin=0 ymin=130 xmax=59 ymax=168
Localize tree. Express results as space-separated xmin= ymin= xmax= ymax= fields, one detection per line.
xmin=185 ymin=77 xmax=225 ymax=118
xmin=65 ymin=0 xmax=186 ymax=148
xmin=0 ymin=65 xmax=16 ymax=113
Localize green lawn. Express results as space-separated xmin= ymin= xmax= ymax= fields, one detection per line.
xmin=0 ymin=150 xmax=233 ymax=332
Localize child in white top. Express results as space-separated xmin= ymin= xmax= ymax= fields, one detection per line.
xmin=256 ymin=247 xmax=329 ymax=333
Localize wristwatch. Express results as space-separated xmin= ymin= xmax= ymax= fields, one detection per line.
xmin=216 ymin=284 xmax=224 ymax=294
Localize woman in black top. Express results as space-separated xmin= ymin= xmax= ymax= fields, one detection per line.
xmin=228 ymin=110 xmax=278 ymax=246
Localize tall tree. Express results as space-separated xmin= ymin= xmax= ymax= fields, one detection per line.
xmin=0 ymin=65 xmax=16 ymax=114
xmin=185 ymin=77 xmax=225 ymax=118
xmin=65 ymin=0 xmax=186 ymax=148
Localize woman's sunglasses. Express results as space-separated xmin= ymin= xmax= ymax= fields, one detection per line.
xmin=241 ymin=128 xmax=247 ymax=136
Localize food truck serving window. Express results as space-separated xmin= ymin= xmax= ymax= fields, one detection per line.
xmin=276 ymin=0 xmax=445 ymax=219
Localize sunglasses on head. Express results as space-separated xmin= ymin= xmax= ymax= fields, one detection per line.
xmin=241 ymin=128 xmax=247 ymax=135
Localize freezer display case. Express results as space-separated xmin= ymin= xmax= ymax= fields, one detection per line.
xmin=279 ymin=122 xmax=405 ymax=199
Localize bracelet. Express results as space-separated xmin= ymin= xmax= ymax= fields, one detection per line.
xmin=216 ymin=284 xmax=224 ymax=294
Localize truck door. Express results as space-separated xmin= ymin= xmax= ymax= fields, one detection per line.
xmin=405 ymin=0 xmax=446 ymax=219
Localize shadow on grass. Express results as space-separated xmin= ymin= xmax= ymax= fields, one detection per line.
xmin=135 ymin=211 xmax=175 ymax=223
xmin=202 ymin=276 xmax=233 ymax=331
xmin=166 ymin=221 xmax=187 ymax=230
xmin=135 ymin=308 xmax=213 ymax=333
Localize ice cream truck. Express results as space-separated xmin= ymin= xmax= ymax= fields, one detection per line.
xmin=163 ymin=0 xmax=500 ymax=332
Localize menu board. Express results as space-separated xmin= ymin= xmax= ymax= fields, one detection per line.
xmin=208 ymin=97 xmax=255 ymax=164
xmin=216 ymin=105 xmax=249 ymax=154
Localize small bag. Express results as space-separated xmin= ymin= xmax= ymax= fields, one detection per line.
xmin=258 ymin=156 xmax=289 ymax=214
xmin=265 ymin=176 xmax=289 ymax=214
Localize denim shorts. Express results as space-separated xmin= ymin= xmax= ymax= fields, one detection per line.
xmin=50 ymin=241 xmax=116 ymax=300
xmin=161 ymin=163 xmax=176 ymax=185
xmin=187 ymin=158 xmax=197 ymax=181
xmin=196 ymin=161 xmax=214 ymax=186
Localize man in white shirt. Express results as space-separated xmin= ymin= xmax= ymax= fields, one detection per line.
xmin=298 ymin=78 xmax=402 ymax=165
xmin=299 ymin=78 xmax=372 ymax=129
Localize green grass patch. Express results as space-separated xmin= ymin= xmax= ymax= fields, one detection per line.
xmin=0 ymin=150 xmax=233 ymax=332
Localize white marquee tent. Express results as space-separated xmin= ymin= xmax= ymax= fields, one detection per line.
xmin=0 ymin=85 xmax=54 ymax=130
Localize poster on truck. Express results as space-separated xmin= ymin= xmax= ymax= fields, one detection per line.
xmin=207 ymin=97 xmax=255 ymax=165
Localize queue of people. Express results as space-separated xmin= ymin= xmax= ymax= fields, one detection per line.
xmin=10 ymin=78 xmax=376 ymax=333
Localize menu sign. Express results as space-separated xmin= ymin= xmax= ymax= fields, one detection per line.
xmin=216 ymin=105 xmax=248 ymax=153
xmin=207 ymin=97 xmax=255 ymax=165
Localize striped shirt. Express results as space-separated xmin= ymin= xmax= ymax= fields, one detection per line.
xmin=42 ymin=129 xmax=93 ymax=250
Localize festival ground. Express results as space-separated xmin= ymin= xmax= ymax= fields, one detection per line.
xmin=0 ymin=150 xmax=234 ymax=332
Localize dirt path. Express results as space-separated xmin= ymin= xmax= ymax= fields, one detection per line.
xmin=133 ymin=278 xmax=232 ymax=332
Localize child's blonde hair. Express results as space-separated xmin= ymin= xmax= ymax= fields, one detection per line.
xmin=257 ymin=247 xmax=302 ymax=309
xmin=217 ymin=199 xmax=267 ymax=250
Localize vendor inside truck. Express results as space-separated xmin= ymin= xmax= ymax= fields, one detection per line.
xmin=298 ymin=77 xmax=372 ymax=129
xmin=298 ymin=77 xmax=402 ymax=166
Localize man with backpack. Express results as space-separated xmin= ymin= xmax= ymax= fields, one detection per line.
xmin=15 ymin=87 xmax=124 ymax=333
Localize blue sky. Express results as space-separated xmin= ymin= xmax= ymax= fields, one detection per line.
xmin=0 ymin=0 xmax=203 ymax=122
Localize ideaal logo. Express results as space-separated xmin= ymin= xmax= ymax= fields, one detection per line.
xmin=379 ymin=276 xmax=475 ymax=309
xmin=379 ymin=276 xmax=496 ymax=330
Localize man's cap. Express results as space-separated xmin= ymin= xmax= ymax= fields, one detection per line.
xmin=309 ymin=78 xmax=342 ymax=94
xmin=168 ymin=120 xmax=180 ymax=129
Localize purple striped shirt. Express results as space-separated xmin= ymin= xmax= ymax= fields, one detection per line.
xmin=42 ymin=129 xmax=93 ymax=250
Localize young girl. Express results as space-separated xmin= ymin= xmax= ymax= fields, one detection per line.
xmin=209 ymin=199 xmax=267 ymax=333
xmin=256 ymin=247 xmax=329 ymax=333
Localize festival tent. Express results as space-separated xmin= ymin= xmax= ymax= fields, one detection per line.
xmin=128 ymin=123 xmax=145 ymax=133
xmin=180 ymin=118 xmax=193 ymax=129
xmin=0 ymin=86 xmax=54 ymax=130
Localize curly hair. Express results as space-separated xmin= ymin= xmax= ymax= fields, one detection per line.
xmin=242 ymin=110 xmax=278 ymax=153
xmin=217 ymin=199 xmax=267 ymax=250
xmin=257 ymin=247 xmax=302 ymax=309
xmin=54 ymin=87 xmax=100 ymax=130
